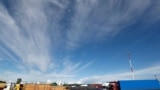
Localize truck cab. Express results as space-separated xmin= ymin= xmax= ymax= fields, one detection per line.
xmin=108 ymin=81 xmax=119 ymax=90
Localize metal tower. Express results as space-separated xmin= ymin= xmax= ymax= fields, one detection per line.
xmin=128 ymin=51 xmax=135 ymax=80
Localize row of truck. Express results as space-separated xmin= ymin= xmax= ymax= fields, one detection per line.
xmin=1 ymin=79 xmax=160 ymax=90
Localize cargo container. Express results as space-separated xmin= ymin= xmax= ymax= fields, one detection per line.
xmin=109 ymin=79 xmax=160 ymax=90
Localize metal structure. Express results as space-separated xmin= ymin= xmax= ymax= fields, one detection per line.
xmin=128 ymin=51 xmax=135 ymax=80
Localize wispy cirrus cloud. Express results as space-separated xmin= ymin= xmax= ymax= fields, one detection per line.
xmin=0 ymin=0 xmax=160 ymax=82
xmin=0 ymin=0 xmax=52 ymax=71
xmin=60 ymin=57 xmax=94 ymax=75
xmin=66 ymin=0 xmax=160 ymax=49
xmin=0 ymin=0 xmax=92 ymax=80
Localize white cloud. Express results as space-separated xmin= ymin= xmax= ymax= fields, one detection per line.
xmin=66 ymin=0 xmax=160 ymax=50
xmin=0 ymin=0 xmax=160 ymax=83
xmin=0 ymin=0 xmax=71 ymax=71
xmin=2 ymin=70 xmax=76 ymax=83
xmin=0 ymin=57 xmax=3 ymax=61
xmin=3 ymin=64 xmax=159 ymax=84
xmin=61 ymin=58 xmax=81 ymax=74
xmin=78 ymin=65 xmax=160 ymax=84
xmin=48 ymin=0 xmax=66 ymax=9
xmin=0 ymin=1 xmax=51 ymax=71
xmin=59 ymin=57 xmax=93 ymax=75
xmin=0 ymin=0 xmax=93 ymax=79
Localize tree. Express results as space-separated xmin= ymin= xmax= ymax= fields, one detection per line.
xmin=16 ymin=78 xmax=22 ymax=84
xmin=51 ymin=82 xmax=58 ymax=86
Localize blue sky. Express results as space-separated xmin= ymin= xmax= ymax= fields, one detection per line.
xmin=0 ymin=0 xmax=160 ymax=83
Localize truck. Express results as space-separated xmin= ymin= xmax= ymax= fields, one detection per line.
xmin=108 ymin=79 xmax=160 ymax=90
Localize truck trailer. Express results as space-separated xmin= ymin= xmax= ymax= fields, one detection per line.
xmin=109 ymin=79 xmax=160 ymax=90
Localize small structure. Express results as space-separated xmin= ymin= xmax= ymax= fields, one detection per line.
xmin=0 ymin=81 xmax=6 ymax=90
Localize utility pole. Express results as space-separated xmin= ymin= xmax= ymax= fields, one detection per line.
xmin=128 ymin=51 xmax=135 ymax=80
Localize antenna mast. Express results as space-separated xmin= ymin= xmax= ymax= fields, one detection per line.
xmin=154 ymin=74 xmax=158 ymax=80
xmin=128 ymin=51 xmax=135 ymax=80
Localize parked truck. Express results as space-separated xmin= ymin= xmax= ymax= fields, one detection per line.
xmin=108 ymin=79 xmax=160 ymax=90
